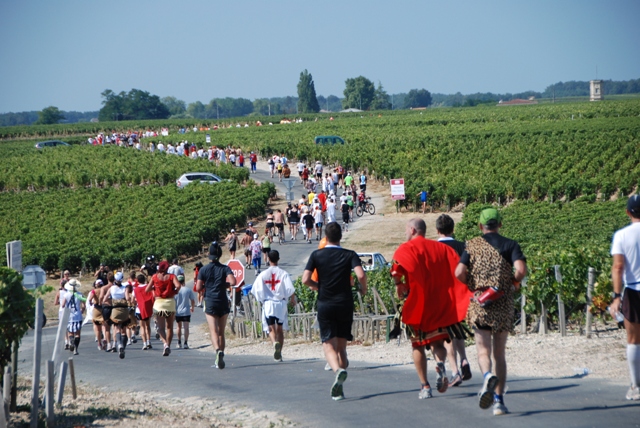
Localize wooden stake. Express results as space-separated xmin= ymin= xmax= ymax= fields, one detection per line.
xmin=45 ymin=361 xmax=54 ymax=427
xmin=55 ymin=362 xmax=67 ymax=407
xmin=67 ymin=358 xmax=77 ymax=400
xmin=586 ymin=267 xmax=595 ymax=338
xmin=3 ymin=366 xmax=10 ymax=421
xmin=30 ymin=299 xmax=43 ymax=428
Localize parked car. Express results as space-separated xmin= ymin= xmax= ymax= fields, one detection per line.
xmin=176 ymin=172 xmax=223 ymax=188
xmin=357 ymin=252 xmax=391 ymax=271
xmin=35 ymin=140 xmax=71 ymax=149
xmin=314 ymin=135 xmax=345 ymax=145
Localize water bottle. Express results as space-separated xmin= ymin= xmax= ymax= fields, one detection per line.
xmin=606 ymin=306 xmax=625 ymax=329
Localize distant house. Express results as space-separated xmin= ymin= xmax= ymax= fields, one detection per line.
xmin=497 ymin=98 xmax=538 ymax=106
xmin=410 ymin=107 xmax=428 ymax=110
xmin=340 ymin=108 xmax=363 ymax=113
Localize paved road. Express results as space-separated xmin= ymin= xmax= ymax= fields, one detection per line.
xmin=17 ymin=322 xmax=640 ymax=427
xmin=15 ymin=163 xmax=640 ymax=426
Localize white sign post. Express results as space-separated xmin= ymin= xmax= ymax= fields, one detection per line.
xmin=6 ymin=241 xmax=22 ymax=273
xmin=390 ymin=178 xmax=405 ymax=213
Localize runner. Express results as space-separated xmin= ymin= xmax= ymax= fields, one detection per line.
xmin=359 ymin=171 xmax=367 ymax=192
xmin=302 ymin=165 xmax=310 ymax=187
xmin=435 ymin=214 xmax=472 ymax=386
xmin=297 ymin=161 xmax=305 ymax=183
xmin=268 ymin=157 xmax=275 ymax=178
xmin=193 ymin=262 xmax=204 ymax=308
xmin=123 ymin=271 xmax=139 ymax=345
xmin=283 ymin=162 xmax=291 ymax=179
xmin=274 ymin=209 xmax=286 ymax=244
xmin=314 ymin=161 xmax=323 ymax=180
xmin=261 ymin=231 xmax=272 ymax=264
xmin=249 ymin=151 xmax=257 ymax=174
xmin=277 ymin=159 xmax=284 ymax=181
xmin=146 ymin=261 xmax=182 ymax=357
xmin=289 ymin=204 xmax=300 ymax=240
xmin=455 ymin=208 xmax=527 ymax=415
xmin=609 ymin=195 xmax=640 ymax=401
xmin=341 ymin=199 xmax=350 ymax=232
xmin=174 ymin=274 xmax=195 ymax=349
xmin=196 ymin=242 xmax=236 ymax=369
xmin=344 ymin=172 xmax=353 ymax=191
xmin=250 ymin=233 xmax=263 ymax=274
xmin=224 ymin=229 xmax=239 ymax=260
xmin=416 ymin=190 xmax=429 ymax=214
xmin=265 ymin=211 xmax=276 ymax=240
xmin=302 ymin=207 xmax=315 ymax=244
xmin=102 ymin=272 xmax=132 ymax=359
xmin=251 ymin=250 xmax=296 ymax=362
xmin=302 ymin=222 xmax=367 ymax=400
xmin=314 ymin=204 xmax=324 ymax=241
xmin=327 ymin=197 xmax=337 ymax=224
xmin=241 ymin=229 xmax=253 ymax=269
xmin=391 ymin=218 xmax=471 ymax=399
xmin=88 ymin=279 xmax=105 ymax=350
xmin=132 ymin=274 xmax=154 ymax=350
xmin=335 ymin=164 xmax=345 ymax=189
xmin=60 ymin=279 xmax=85 ymax=356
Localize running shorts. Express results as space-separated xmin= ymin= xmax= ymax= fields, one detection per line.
xmin=175 ymin=315 xmax=191 ymax=323
xmin=317 ymin=302 xmax=353 ymax=342
xmin=262 ymin=247 xmax=271 ymax=254
xmin=205 ymin=300 xmax=230 ymax=317
xmin=316 ymin=222 xmax=323 ymax=228
xmin=406 ymin=326 xmax=450 ymax=349
xmin=622 ymin=287 xmax=640 ymax=324
xmin=342 ymin=213 xmax=350 ymax=223
xmin=266 ymin=316 xmax=284 ymax=326
xmin=276 ymin=223 xmax=284 ymax=231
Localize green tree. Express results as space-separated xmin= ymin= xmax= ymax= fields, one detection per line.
xmin=253 ymin=98 xmax=281 ymax=116
xmin=403 ymin=89 xmax=432 ymax=109
xmin=297 ymin=69 xmax=320 ymax=113
xmin=161 ymin=96 xmax=187 ymax=116
xmin=0 ymin=267 xmax=35 ymax=371
xmin=98 ymin=89 xmax=170 ymax=122
xmin=35 ymin=106 xmax=65 ymax=125
xmin=370 ymin=82 xmax=392 ymax=110
xmin=342 ymin=76 xmax=375 ymax=110
xmin=186 ymin=101 xmax=206 ymax=119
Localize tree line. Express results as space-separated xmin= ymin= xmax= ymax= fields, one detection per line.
xmin=3 ymin=77 xmax=639 ymax=126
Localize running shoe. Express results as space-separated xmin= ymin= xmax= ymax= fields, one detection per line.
xmin=105 ymin=346 xmax=112 ymax=353
xmin=155 ymin=333 xmax=160 ymax=340
xmin=418 ymin=386 xmax=433 ymax=399
xmin=183 ymin=342 xmax=189 ymax=350
xmin=627 ymin=385 xmax=640 ymax=401
xmin=132 ymin=336 xmax=137 ymax=344
xmin=461 ymin=360 xmax=472 ymax=381
xmin=216 ymin=350 xmax=225 ymax=369
xmin=177 ymin=341 xmax=182 ymax=349
xmin=478 ymin=373 xmax=499 ymax=409
xmin=142 ymin=344 xmax=149 ymax=351
xmin=73 ymin=349 xmax=79 ymax=356
xmin=119 ymin=345 xmax=125 ymax=360
xmin=64 ymin=344 xmax=69 ymax=350
xmin=324 ymin=362 xmax=332 ymax=371
xmin=148 ymin=344 xmax=153 ymax=349
xmin=127 ymin=338 xmax=132 ymax=346
xmin=163 ymin=346 xmax=171 ymax=357
xmin=450 ymin=372 xmax=463 ymax=387
xmin=69 ymin=344 xmax=75 ymax=353
xmin=492 ymin=401 xmax=509 ymax=416
xmin=435 ymin=362 xmax=448 ymax=393
xmin=331 ymin=369 xmax=348 ymax=401
xmin=274 ymin=342 xmax=282 ymax=361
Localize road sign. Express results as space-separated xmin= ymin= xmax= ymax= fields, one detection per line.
xmin=285 ymin=191 xmax=295 ymax=201
xmin=206 ymin=134 xmax=211 ymax=143
xmin=227 ymin=259 xmax=245 ymax=287
xmin=283 ymin=178 xmax=296 ymax=191
xmin=390 ymin=178 xmax=405 ymax=200
xmin=6 ymin=240 xmax=22 ymax=272
xmin=22 ymin=265 xmax=46 ymax=289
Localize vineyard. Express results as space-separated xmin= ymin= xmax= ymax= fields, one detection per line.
xmin=0 ymin=181 xmax=275 ymax=272
xmin=0 ymin=144 xmax=248 ymax=191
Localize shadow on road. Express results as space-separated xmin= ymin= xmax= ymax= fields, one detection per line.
xmin=514 ymin=402 xmax=640 ymax=416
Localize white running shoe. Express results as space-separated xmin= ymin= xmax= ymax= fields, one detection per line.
xmin=418 ymin=387 xmax=433 ymax=399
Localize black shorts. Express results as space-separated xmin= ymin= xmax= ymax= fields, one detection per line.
xmin=262 ymin=247 xmax=270 ymax=254
xmin=266 ymin=316 xmax=283 ymax=326
xmin=176 ymin=315 xmax=191 ymax=323
xmin=205 ymin=301 xmax=230 ymax=317
xmin=275 ymin=223 xmax=284 ymax=231
xmin=298 ymin=171 xmax=303 ymax=177
xmin=360 ymin=184 xmax=366 ymax=191
xmin=266 ymin=222 xmax=275 ymax=229
xmin=622 ymin=287 xmax=640 ymax=324
xmin=342 ymin=213 xmax=350 ymax=223
xmin=317 ymin=302 xmax=353 ymax=342
xmin=337 ymin=174 xmax=343 ymax=180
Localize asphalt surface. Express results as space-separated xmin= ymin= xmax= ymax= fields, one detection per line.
xmin=15 ymin=163 xmax=640 ymax=427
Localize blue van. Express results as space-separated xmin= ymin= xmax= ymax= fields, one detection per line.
xmin=314 ymin=136 xmax=345 ymax=145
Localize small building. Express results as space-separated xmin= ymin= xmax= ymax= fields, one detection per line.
xmin=497 ymin=99 xmax=538 ymax=106
xmin=590 ymin=80 xmax=604 ymax=101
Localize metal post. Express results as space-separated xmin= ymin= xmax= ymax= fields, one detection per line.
xmin=30 ymin=299 xmax=43 ymax=428
xmin=67 ymin=359 xmax=77 ymax=400
xmin=539 ymin=301 xmax=547 ymax=335
xmin=554 ymin=266 xmax=566 ymax=337
xmin=55 ymin=362 xmax=67 ymax=406
xmin=520 ymin=278 xmax=527 ymax=334
xmin=3 ymin=366 xmax=10 ymax=423
xmin=45 ymin=361 xmax=54 ymax=427
xmin=52 ymin=307 xmax=70 ymax=369
xmin=10 ymin=342 xmax=17 ymax=412
xmin=586 ymin=267 xmax=595 ymax=338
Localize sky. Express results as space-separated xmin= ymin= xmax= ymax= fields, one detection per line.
xmin=1 ymin=0 xmax=639 ymax=113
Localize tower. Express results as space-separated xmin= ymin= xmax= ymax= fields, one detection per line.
xmin=590 ymin=80 xmax=603 ymax=101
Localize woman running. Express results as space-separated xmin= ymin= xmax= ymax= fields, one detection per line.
xmin=60 ymin=279 xmax=85 ymax=355
xmin=88 ymin=279 xmax=106 ymax=350
xmin=102 ymin=272 xmax=132 ymax=359
xmin=132 ymin=273 xmax=154 ymax=350
xmin=193 ymin=262 xmax=204 ymax=308
xmin=145 ymin=261 xmax=182 ymax=356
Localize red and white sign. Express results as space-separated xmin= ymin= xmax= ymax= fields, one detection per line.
xmin=390 ymin=178 xmax=405 ymax=200
xmin=227 ymin=259 xmax=245 ymax=287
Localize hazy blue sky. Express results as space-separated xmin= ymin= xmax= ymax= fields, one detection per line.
xmin=1 ymin=0 xmax=638 ymax=113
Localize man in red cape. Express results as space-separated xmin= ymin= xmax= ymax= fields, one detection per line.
xmin=391 ymin=218 xmax=471 ymax=399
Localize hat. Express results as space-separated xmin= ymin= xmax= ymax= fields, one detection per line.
xmin=63 ymin=270 xmax=70 ymax=275
xmin=64 ymin=279 xmax=80 ymax=291
xmin=208 ymin=242 xmax=221 ymax=260
xmin=157 ymin=261 xmax=169 ymax=273
xmin=94 ymin=279 xmax=103 ymax=286
xmin=627 ymin=195 xmax=640 ymax=213
xmin=114 ymin=272 xmax=124 ymax=282
xmin=231 ymin=229 xmax=235 ymax=233
xmin=479 ymin=208 xmax=501 ymax=225
xmin=253 ymin=233 xmax=259 ymax=239
xmin=177 ymin=274 xmax=185 ymax=282
xmin=248 ymin=222 xmax=253 ymax=226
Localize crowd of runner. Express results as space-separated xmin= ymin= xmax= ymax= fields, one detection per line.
xmin=54 ymin=153 xmax=639 ymax=418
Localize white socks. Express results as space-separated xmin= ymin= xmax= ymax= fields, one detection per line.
xmin=628 ymin=344 xmax=640 ymax=388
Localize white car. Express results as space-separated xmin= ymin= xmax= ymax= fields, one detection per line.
xmin=357 ymin=252 xmax=390 ymax=271
xmin=176 ymin=172 xmax=223 ymax=188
